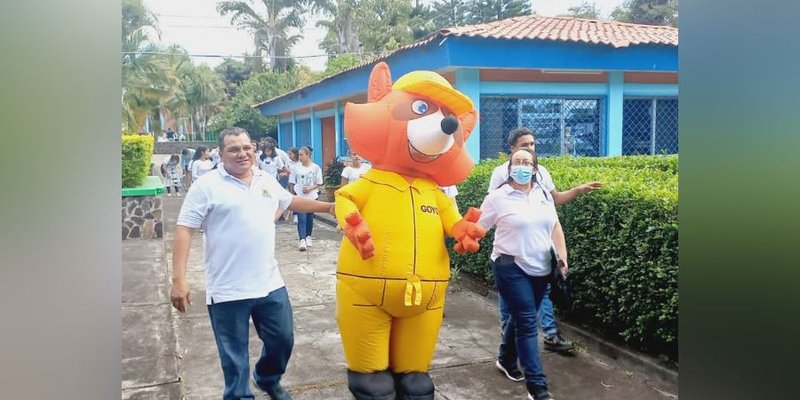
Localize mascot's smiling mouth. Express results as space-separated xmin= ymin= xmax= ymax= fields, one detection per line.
xmin=408 ymin=142 xmax=440 ymax=163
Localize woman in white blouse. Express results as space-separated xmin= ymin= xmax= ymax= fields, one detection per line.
xmin=476 ymin=148 xmax=568 ymax=400
xmin=257 ymin=142 xmax=288 ymax=179
xmin=188 ymin=146 xmax=213 ymax=185
xmin=339 ymin=152 xmax=371 ymax=185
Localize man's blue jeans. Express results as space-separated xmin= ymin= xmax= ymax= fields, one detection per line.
xmin=492 ymin=258 xmax=550 ymax=386
xmin=497 ymin=282 xmax=559 ymax=367
xmin=207 ymin=287 xmax=294 ymax=400
xmin=296 ymin=212 xmax=314 ymax=240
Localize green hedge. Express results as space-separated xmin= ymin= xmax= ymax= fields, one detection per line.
xmin=450 ymin=155 xmax=678 ymax=361
xmin=122 ymin=134 xmax=155 ymax=188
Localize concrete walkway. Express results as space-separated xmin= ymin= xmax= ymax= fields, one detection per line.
xmin=122 ymin=196 xmax=678 ymax=399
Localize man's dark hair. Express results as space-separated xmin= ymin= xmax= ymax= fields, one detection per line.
xmin=218 ymin=127 xmax=250 ymax=150
xmin=507 ymin=127 xmax=535 ymax=149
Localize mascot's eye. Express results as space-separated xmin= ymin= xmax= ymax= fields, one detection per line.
xmin=411 ymin=100 xmax=429 ymax=115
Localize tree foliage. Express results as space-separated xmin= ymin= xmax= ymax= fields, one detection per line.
xmin=210 ymin=70 xmax=301 ymax=139
xmin=430 ymin=0 xmax=471 ymax=28
xmin=611 ymin=0 xmax=678 ymax=27
xmin=216 ymin=0 xmax=306 ymax=72
xmin=214 ymin=58 xmax=253 ymax=97
xmin=121 ymin=134 xmax=155 ymax=188
xmin=122 ymin=1 xmax=227 ymax=138
xmin=319 ymin=54 xmax=362 ymax=78
xmin=314 ymin=0 xmax=362 ymax=55
xmin=468 ymin=0 xmax=531 ymax=24
xmin=561 ymin=1 xmax=601 ymax=19
xmin=355 ymin=0 xmax=414 ymax=53
xmin=122 ymin=0 xmax=172 ymax=132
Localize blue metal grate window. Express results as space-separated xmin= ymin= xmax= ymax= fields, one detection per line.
xmin=622 ymin=97 xmax=679 ymax=155
xmin=480 ymin=96 xmax=605 ymax=159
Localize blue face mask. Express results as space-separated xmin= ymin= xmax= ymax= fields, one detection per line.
xmin=509 ymin=165 xmax=533 ymax=185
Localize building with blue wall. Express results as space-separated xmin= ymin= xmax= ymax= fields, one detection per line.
xmin=254 ymin=15 xmax=678 ymax=167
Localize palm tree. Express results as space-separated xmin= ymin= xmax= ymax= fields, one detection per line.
xmin=216 ymin=0 xmax=306 ymax=72
xmin=313 ymin=0 xmax=361 ymax=56
xmin=157 ymin=47 xmax=226 ymax=140
xmin=182 ymin=66 xmax=226 ymax=140
xmin=122 ymin=0 xmax=174 ymax=132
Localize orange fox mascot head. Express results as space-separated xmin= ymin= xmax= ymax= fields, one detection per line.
xmin=343 ymin=62 xmax=478 ymax=186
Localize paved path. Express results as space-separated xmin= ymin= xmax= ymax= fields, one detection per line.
xmin=122 ymin=196 xmax=678 ymax=399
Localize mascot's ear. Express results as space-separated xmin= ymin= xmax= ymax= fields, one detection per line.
xmin=458 ymin=109 xmax=478 ymax=142
xmin=368 ymin=62 xmax=393 ymax=102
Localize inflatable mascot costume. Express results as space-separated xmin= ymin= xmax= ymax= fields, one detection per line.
xmin=334 ymin=62 xmax=487 ymax=400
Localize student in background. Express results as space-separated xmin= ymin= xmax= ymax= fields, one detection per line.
xmin=258 ymin=143 xmax=287 ymax=179
xmin=339 ymin=152 xmax=371 ymax=185
xmin=163 ymin=154 xmax=184 ymax=197
xmin=189 ymin=146 xmax=213 ymax=185
xmin=284 ymin=147 xmax=302 ymax=223
xmin=289 ymin=146 xmax=323 ymax=251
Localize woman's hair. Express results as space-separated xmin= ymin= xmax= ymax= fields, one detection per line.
xmin=169 ymin=154 xmax=180 ymax=164
xmin=260 ymin=143 xmax=276 ymax=160
xmin=192 ymin=146 xmax=208 ymax=161
xmin=287 ymin=147 xmax=299 ymax=160
xmin=299 ymin=146 xmax=313 ymax=155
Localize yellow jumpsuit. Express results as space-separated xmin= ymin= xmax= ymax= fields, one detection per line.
xmin=335 ymin=168 xmax=462 ymax=373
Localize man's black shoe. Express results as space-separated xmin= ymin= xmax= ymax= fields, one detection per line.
xmin=543 ymin=333 xmax=574 ymax=352
xmin=265 ymin=383 xmax=292 ymax=400
xmin=526 ymin=383 xmax=554 ymax=400
xmin=495 ymin=360 xmax=525 ymax=382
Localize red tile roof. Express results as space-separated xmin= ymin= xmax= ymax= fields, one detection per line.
xmin=440 ymin=14 xmax=678 ymax=48
xmin=253 ymin=15 xmax=677 ymax=109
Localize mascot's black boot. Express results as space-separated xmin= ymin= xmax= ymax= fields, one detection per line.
xmin=347 ymin=370 xmax=395 ymax=400
xmin=394 ymin=372 xmax=435 ymax=400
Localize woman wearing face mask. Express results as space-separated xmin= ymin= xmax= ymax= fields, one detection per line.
xmin=476 ymin=148 xmax=567 ymax=400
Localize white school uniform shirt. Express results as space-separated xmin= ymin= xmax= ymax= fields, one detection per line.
xmin=477 ymin=185 xmax=558 ymax=277
xmin=488 ymin=161 xmax=556 ymax=194
xmin=439 ymin=185 xmax=459 ymax=199
xmin=258 ymin=154 xmax=285 ymax=178
xmin=176 ymin=166 xmax=294 ymax=305
xmin=209 ymin=148 xmax=220 ymax=167
xmin=289 ymin=162 xmax=323 ymax=200
xmin=275 ymin=148 xmax=291 ymax=167
xmin=340 ymin=163 xmax=371 ymax=182
xmin=286 ymin=159 xmax=301 ymax=176
xmin=191 ymin=159 xmax=214 ymax=182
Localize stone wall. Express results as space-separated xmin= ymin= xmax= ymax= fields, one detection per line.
xmin=122 ymin=196 xmax=163 ymax=239
xmin=154 ymin=141 xmax=216 ymax=155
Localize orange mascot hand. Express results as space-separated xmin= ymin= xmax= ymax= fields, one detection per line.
xmin=344 ymin=212 xmax=375 ymax=260
xmin=451 ymin=207 xmax=486 ymax=255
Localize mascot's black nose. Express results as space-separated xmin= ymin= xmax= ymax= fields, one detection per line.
xmin=441 ymin=115 xmax=459 ymax=135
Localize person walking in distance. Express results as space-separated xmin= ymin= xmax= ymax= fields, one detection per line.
xmin=288 ymin=146 xmax=322 ymax=251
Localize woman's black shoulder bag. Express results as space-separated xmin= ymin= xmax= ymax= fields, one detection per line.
xmin=549 ymin=248 xmax=574 ymax=310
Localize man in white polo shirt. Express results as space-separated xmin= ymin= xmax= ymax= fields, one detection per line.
xmin=487 ymin=127 xmax=602 ymax=381
xmin=170 ymin=127 xmax=334 ymax=400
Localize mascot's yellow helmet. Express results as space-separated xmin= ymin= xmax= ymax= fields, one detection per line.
xmin=392 ymin=70 xmax=474 ymax=116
